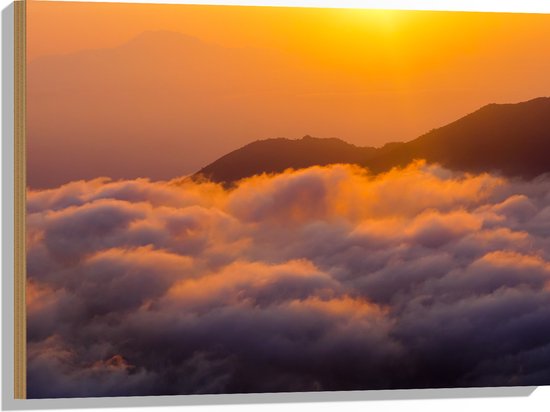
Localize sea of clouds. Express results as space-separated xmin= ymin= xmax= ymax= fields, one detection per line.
xmin=26 ymin=161 xmax=550 ymax=398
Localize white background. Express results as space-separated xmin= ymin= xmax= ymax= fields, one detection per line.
xmin=1 ymin=1 xmax=550 ymax=411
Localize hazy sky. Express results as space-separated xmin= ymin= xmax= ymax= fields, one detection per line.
xmin=27 ymin=1 xmax=550 ymax=187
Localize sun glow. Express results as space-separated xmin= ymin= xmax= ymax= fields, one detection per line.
xmin=343 ymin=9 xmax=405 ymax=32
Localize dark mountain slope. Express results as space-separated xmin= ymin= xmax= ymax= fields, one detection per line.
xmin=195 ymin=136 xmax=381 ymax=184
xmin=195 ymin=97 xmax=550 ymax=184
xmin=368 ymin=97 xmax=550 ymax=178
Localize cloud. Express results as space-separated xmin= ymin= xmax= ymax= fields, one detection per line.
xmin=26 ymin=162 xmax=550 ymax=397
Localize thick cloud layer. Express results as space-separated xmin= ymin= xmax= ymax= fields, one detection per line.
xmin=26 ymin=162 xmax=550 ymax=398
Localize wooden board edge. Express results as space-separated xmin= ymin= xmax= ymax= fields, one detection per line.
xmin=14 ymin=0 xmax=27 ymax=400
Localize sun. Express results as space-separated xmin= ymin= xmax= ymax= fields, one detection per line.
xmin=337 ymin=8 xmax=406 ymax=33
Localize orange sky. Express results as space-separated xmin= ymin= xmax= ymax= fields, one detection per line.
xmin=27 ymin=1 xmax=550 ymax=187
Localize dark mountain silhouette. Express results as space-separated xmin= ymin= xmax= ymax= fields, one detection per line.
xmin=195 ymin=136 xmax=384 ymax=184
xmin=196 ymin=97 xmax=550 ymax=184
xmin=367 ymin=96 xmax=550 ymax=177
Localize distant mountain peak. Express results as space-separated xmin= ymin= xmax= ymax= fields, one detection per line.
xmin=128 ymin=30 xmax=203 ymax=44
xmin=122 ymin=30 xmax=222 ymax=53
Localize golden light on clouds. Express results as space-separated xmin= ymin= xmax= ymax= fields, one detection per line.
xmin=26 ymin=162 xmax=550 ymax=396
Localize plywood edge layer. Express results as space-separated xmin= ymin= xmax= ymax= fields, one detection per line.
xmin=14 ymin=0 xmax=27 ymax=400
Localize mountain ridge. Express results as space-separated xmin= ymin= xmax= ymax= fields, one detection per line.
xmin=195 ymin=97 xmax=550 ymax=184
